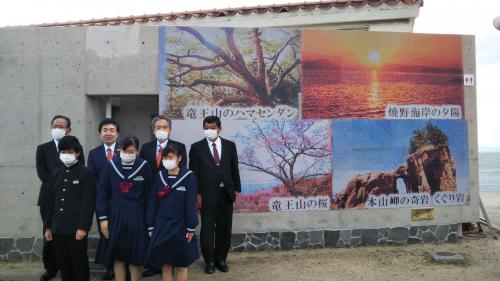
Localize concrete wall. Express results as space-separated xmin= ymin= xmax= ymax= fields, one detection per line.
xmin=0 ymin=25 xmax=162 ymax=238
xmin=113 ymin=96 xmax=158 ymax=142
xmin=0 ymin=3 xmax=478 ymax=256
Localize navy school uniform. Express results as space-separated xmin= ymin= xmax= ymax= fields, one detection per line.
xmin=44 ymin=162 xmax=96 ymax=281
xmin=87 ymin=143 xmax=120 ymax=265
xmin=139 ymin=139 xmax=187 ymax=176
xmin=144 ymin=166 xmax=199 ymax=269
xmin=95 ymin=157 xmax=152 ymax=267
xmin=36 ymin=140 xmax=86 ymax=274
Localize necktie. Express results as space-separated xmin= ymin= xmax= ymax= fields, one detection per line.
xmin=106 ymin=148 xmax=112 ymax=161
xmin=212 ymin=143 xmax=220 ymax=166
xmin=156 ymin=145 xmax=163 ymax=168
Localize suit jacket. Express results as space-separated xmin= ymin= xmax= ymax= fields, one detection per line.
xmin=36 ymin=139 xmax=85 ymax=207
xmin=87 ymin=144 xmax=120 ymax=181
xmin=44 ymin=162 xmax=96 ymax=234
xmin=189 ymin=137 xmax=241 ymax=204
xmin=139 ymin=139 xmax=187 ymax=175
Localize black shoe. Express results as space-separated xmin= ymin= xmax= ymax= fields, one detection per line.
xmin=101 ymin=269 xmax=114 ymax=280
xmin=142 ymin=268 xmax=157 ymax=277
xmin=205 ymin=262 xmax=215 ymax=274
xmin=39 ymin=271 xmax=57 ymax=281
xmin=215 ymin=261 xmax=229 ymax=272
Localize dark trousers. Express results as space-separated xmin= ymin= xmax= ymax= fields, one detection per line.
xmin=53 ymin=234 xmax=90 ymax=281
xmin=200 ymin=189 xmax=233 ymax=264
xmin=39 ymin=207 xmax=59 ymax=274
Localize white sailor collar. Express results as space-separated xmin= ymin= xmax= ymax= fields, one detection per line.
xmin=158 ymin=168 xmax=192 ymax=190
xmin=110 ymin=158 xmax=147 ymax=180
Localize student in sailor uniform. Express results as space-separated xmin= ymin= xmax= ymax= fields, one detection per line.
xmin=87 ymin=118 xmax=121 ymax=280
xmin=44 ymin=136 xmax=95 ymax=281
xmin=139 ymin=115 xmax=187 ymax=278
xmin=145 ymin=143 xmax=199 ymax=281
xmin=96 ymin=135 xmax=152 ymax=281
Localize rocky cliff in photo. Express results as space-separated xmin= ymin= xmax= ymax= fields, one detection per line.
xmin=333 ymin=122 xmax=457 ymax=209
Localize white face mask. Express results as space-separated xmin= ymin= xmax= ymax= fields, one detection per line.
xmin=120 ymin=153 xmax=136 ymax=164
xmin=51 ymin=128 xmax=66 ymax=141
xmin=204 ymin=129 xmax=218 ymax=141
xmin=155 ymin=130 xmax=170 ymax=142
xmin=162 ymin=159 xmax=178 ymax=170
xmin=60 ymin=153 xmax=77 ymax=167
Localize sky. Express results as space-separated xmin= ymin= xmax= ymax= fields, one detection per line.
xmin=302 ymin=30 xmax=464 ymax=69
xmin=0 ymin=0 xmax=499 ymax=151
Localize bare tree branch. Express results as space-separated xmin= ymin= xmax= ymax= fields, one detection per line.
xmin=266 ymin=34 xmax=300 ymax=76
xmin=271 ymin=59 xmax=300 ymax=93
xmin=166 ymin=53 xmax=217 ymax=63
xmin=239 ymin=161 xmax=287 ymax=183
xmin=167 ymin=59 xmax=227 ymax=79
xmin=251 ymin=28 xmax=268 ymax=90
xmin=167 ymin=78 xmax=253 ymax=96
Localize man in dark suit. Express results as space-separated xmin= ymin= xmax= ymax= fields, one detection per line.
xmin=139 ymin=115 xmax=187 ymax=174
xmin=138 ymin=115 xmax=187 ymax=277
xmin=44 ymin=135 xmax=96 ymax=281
xmin=86 ymin=118 xmax=120 ymax=280
xmin=189 ymin=115 xmax=241 ymax=274
xmin=36 ymin=115 xmax=85 ymax=281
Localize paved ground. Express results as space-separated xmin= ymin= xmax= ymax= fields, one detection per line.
xmin=1 ymin=233 xmax=500 ymax=281
xmin=2 ymin=192 xmax=499 ymax=281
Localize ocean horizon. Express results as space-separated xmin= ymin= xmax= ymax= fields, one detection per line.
xmin=479 ymin=151 xmax=500 ymax=192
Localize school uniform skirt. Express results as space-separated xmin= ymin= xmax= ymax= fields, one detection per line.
xmin=98 ymin=200 xmax=148 ymax=267
xmin=145 ymin=217 xmax=199 ymax=269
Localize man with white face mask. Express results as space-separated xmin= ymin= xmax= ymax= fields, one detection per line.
xmin=140 ymin=115 xmax=187 ymax=175
xmin=36 ymin=115 xmax=85 ymax=281
xmin=189 ymin=115 xmax=241 ymax=274
xmin=138 ymin=115 xmax=187 ymax=277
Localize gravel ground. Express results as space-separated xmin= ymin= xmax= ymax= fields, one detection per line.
xmin=1 ymin=233 xmax=500 ymax=281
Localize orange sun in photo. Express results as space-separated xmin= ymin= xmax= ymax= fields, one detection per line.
xmin=301 ymin=30 xmax=465 ymax=119
xmin=368 ymin=50 xmax=381 ymax=67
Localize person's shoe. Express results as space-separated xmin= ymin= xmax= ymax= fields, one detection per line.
xmin=39 ymin=270 xmax=57 ymax=281
xmin=142 ymin=268 xmax=157 ymax=277
xmin=205 ymin=262 xmax=215 ymax=274
xmin=101 ymin=268 xmax=114 ymax=280
xmin=215 ymin=261 xmax=229 ymax=272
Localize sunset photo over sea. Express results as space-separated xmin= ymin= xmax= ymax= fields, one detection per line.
xmin=301 ymin=30 xmax=465 ymax=119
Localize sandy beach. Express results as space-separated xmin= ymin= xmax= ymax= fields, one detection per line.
xmin=480 ymin=191 xmax=500 ymax=227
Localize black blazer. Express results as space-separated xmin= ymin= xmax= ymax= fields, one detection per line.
xmin=87 ymin=144 xmax=120 ymax=181
xmin=189 ymin=137 xmax=241 ymax=204
xmin=139 ymin=139 xmax=187 ymax=175
xmin=44 ymin=163 xmax=96 ymax=234
xmin=36 ymin=140 xmax=85 ymax=207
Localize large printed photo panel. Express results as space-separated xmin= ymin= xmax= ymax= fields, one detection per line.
xmin=171 ymin=119 xmax=332 ymax=213
xmin=160 ymin=26 xmax=301 ymax=120
xmin=302 ymin=30 xmax=465 ymax=120
xmin=332 ymin=119 xmax=470 ymax=209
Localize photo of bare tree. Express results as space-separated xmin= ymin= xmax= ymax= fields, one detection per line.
xmin=159 ymin=26 xmax=301 ymax=119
